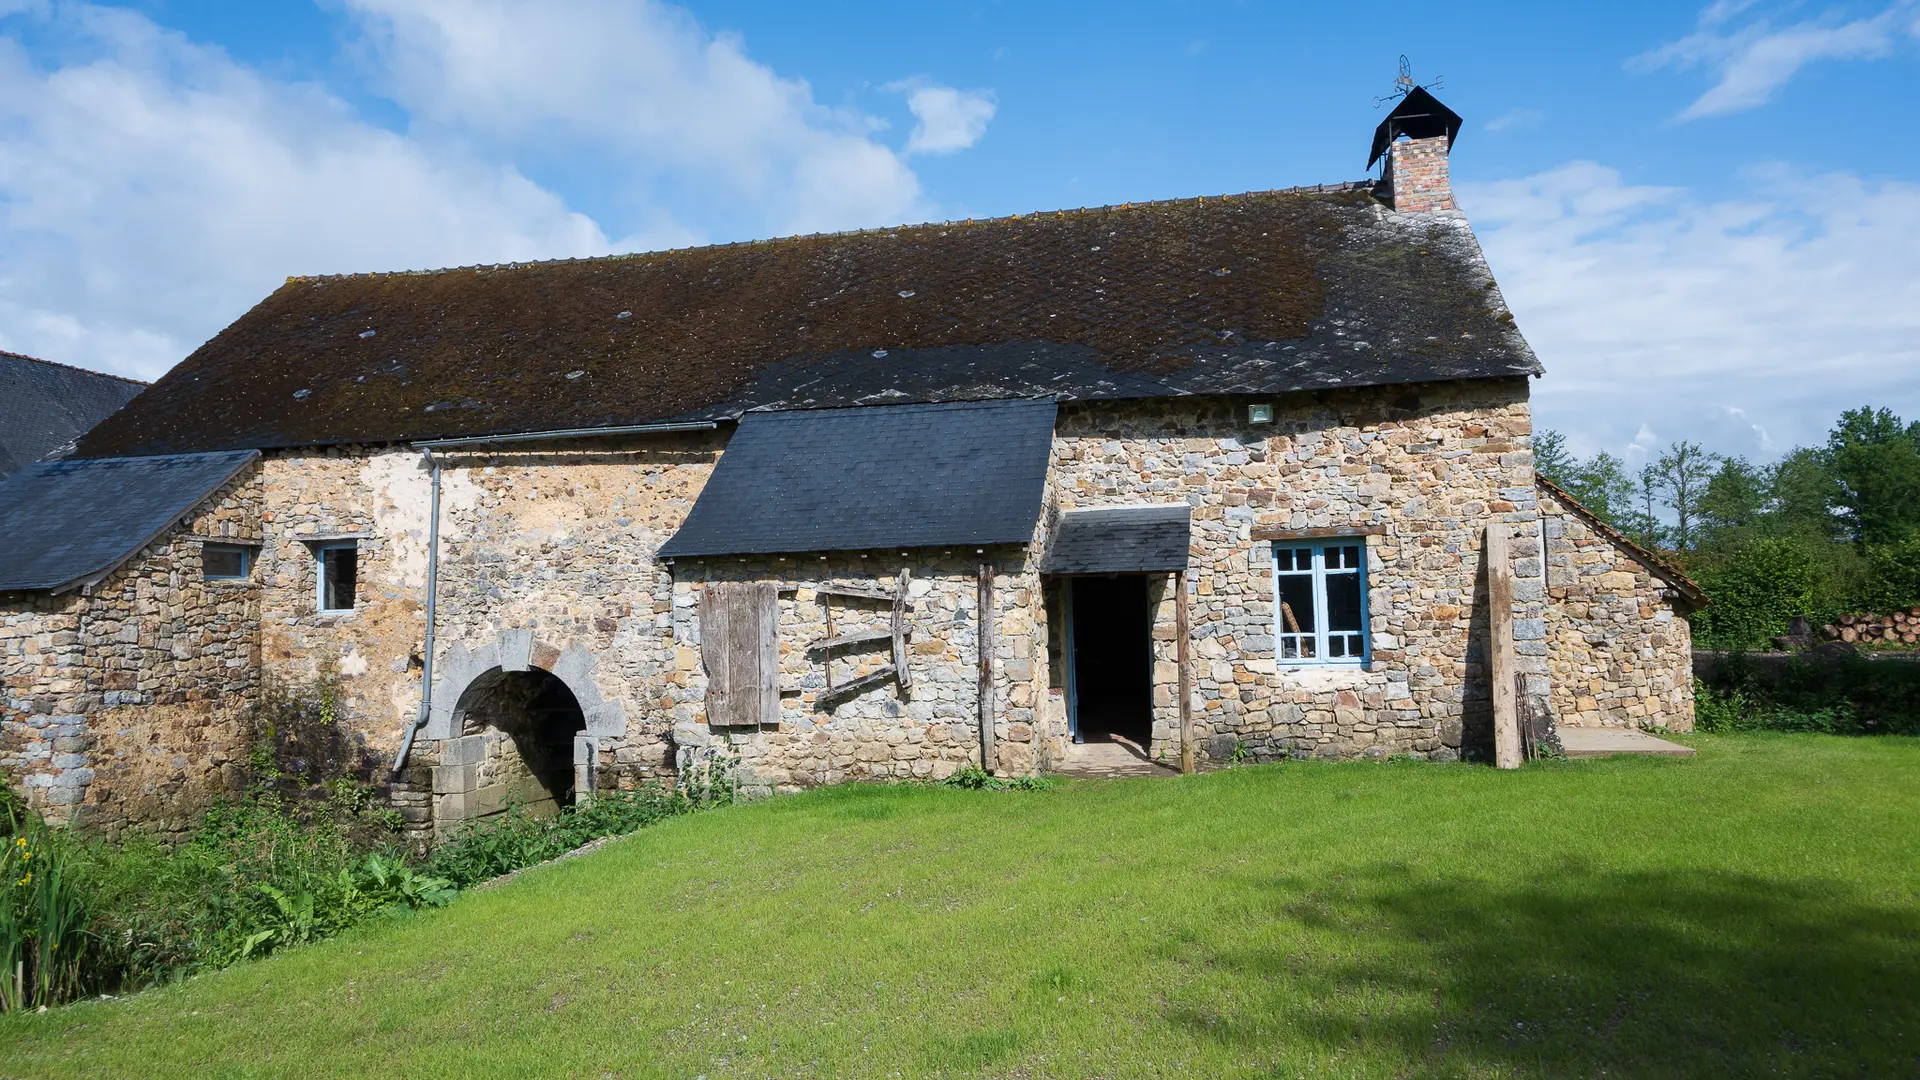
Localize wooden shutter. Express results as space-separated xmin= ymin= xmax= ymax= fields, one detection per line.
xmin=700 ymin=582 xmax=779 ymax=727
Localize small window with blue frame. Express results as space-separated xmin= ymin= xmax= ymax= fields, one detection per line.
xmin=201 ymin=543 xmax=257 ymax=581
xmin=1273 ymin=540 xmax=1369 ymax=664
xmin=316 ymin=541 xmax=358 ymax=612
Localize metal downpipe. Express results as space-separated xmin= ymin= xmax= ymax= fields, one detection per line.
xmin=390 ymin=448 xmax=442 ymax=779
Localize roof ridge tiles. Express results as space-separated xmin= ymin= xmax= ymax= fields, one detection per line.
xmin=281 ymin=181 xmax=1380 ymax=284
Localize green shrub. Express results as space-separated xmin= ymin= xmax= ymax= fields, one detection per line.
xmin=427 ymin=785 xmax=709 ymax=889
xmin=1859 ymin=538 xmax=1920 ymax=615
xmin=1694 ymin=654 xmax=1920 ymax=736
xmin=1694 ymin=539 xmax=1817 ymax=648
xmin=941 ymin=766 xmax=1056 ymax=792
xmin=68 ymin=785 xmax=441 ymax=984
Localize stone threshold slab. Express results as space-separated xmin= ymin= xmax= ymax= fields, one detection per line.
xmin=1558 ymin=727 xmax=1696 ymax=758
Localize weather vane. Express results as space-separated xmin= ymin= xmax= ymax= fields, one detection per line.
xmin=1373 ymin=55 xmax=1443 ymax=108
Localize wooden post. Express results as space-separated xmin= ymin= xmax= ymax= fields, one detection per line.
xmin=1176 ymin=569 xmax=1193 ymax=776
xmin=977 ymin=560 xmax=996 ymax=774
xmin=1486 ymin=523 xmax=1522 ymax=770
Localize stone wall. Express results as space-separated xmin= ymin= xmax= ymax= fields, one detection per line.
xmin=1 ymin=467 xmax=263 ymax=838
xmin=5 ymin=380 xmax=1706 ymax=838
xmin=1042 ymin=379 xmax=1544 ymax=764
xmin=667 ymin=551 xmax=1045 ymax=793
xmin=246 ymin=433 xmax=725 ymax=840
xmin=1538 ymin=483 xmax=1696 ymax=731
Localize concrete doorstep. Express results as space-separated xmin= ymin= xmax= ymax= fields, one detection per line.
xmin=1051 ymin=736 xmax=1180 ymax=779
xmin=1556 ymin=727 xmax=1696 ymax=759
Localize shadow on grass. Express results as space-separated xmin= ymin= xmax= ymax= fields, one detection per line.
xmin=1170 ymin=864 xmax=1920 ymax=1078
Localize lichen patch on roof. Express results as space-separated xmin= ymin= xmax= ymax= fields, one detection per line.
xmin=75 ymin=185 xmax=1540 ymax=458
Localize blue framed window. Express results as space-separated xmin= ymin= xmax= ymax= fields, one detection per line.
xmin=316 ymin=541 xmax=358 ymax=612
xmin=201 ymin=543 xmax=256 ymax=581
xmin=1273 ymin=540 xmax=1369 ymax=664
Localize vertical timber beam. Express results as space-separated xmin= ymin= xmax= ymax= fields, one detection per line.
xmin=977 ymin=559 xmax=996 ymax=774
xmin=1176 ymin=569 xmax=1194 ymax=775
xmin=1487 ymin=522 xmax=1522 ymax=770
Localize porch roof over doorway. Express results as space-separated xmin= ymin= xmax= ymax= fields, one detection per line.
xmin=1044 ymin=504 xmax=1192 ymax=575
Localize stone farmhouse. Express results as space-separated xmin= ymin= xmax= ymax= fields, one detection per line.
xmin=0 ymin=92 xmax=1703 ymax=842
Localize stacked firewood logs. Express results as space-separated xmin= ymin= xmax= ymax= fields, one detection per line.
xmin=1822 ymin=608 xmax=1920 ymax=645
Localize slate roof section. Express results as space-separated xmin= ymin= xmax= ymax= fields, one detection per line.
xmin=75 ymin=185 xmax=1540 ymax=458
xmin=0 ymin=450 xmax=258 ymax=593
xmin=1045 ymin=505 xmax=1192 ymax=575
xmin=0 ymin=351 xmax=146 ymax=477
xmin=659 ymin=399 xmax=1055 ymax=558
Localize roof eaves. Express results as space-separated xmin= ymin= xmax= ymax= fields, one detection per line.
xmin=1535 ymin=472 xmax=1707 ymax=608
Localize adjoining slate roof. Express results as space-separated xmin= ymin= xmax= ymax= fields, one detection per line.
xmin=75 ymin=186 xmax=1540 ymax=458
xmin=0 ymin=351 xmax=146 ymax=477
xmin=1045 ymin=505 xmax=1192 ymax=575
xmin=0 ymin=450 xmax=258 ymax=593
xmin=659 ymin=399 xmax=1055 ymax=558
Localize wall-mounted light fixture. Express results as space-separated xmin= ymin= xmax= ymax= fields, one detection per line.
xmin=1248 ymin=403 xmax=1274 ymax=424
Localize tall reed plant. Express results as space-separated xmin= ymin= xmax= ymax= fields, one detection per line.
xmin=1 ymin=808 xmax=96 ymax=1012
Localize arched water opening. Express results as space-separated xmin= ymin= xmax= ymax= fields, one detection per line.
xmin=449 ymin=666 xmax=587 ymax=818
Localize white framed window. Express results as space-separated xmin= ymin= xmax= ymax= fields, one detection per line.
xmin=316 ymin=541 xmax=358 ymax=612
xmin=1273 ymin=540 xmax=1369 ymax=665
xmin=201 ymin=543 xmax=257 ymax=581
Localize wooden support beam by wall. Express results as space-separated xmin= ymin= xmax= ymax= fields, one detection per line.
xmin=892 ymin=567 xmax=913 ymax=695
xmin=1486 ymin=522 xmax=1522 ymax=770
xmin=1176 ymin=569 xmax=1194 ymax=776
xmin=977 ymin=560 xmax=996 ymax=774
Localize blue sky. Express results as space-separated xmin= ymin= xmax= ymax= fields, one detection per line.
xmin=2 ymin=1 xmax=1916 ymax=465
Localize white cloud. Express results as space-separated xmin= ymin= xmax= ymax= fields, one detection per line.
xmin=0 ymin=0 xmax=992 ymax=381
xmin=1462 ymin=162 xmax=1920 ymax=460
xmin=1636 ymin=2 xmax=1919 ymax=119
xmin=0 ymin=4 xmax=606 ymax=379
xmin=341 ymin=0 xmax=932 ymax=233
xmin=887 ymin=80 xmax=996 ymax=156
xmin=1485 ymin=107 xmax=1545 ymax=133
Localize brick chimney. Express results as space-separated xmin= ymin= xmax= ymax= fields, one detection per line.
xmin=1384 ymin=136 xmax=1454 ymax=213
xmin=1367 ymin=85 xmax=1463 ymax=214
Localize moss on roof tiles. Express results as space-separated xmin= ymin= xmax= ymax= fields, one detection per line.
xmin=75 ymin=186 xmax=1540 ymax=457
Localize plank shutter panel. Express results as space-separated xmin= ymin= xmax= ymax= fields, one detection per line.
xmin=700 ymin=582 xmax=779 ymax=727
xmin=700 ymin=583 xmax=736 ymax=726
xmin=746 ymin=582 xmax=779 ymax=727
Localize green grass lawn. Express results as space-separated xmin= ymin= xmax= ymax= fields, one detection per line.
xmin=5 ymin=734 xmax=1918 ymax=1079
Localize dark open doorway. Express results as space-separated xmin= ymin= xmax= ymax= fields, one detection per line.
xmin=453 ymin=667 xmax=587 ymax=811
xmin=1067 ymin=575 xmax=1155 ymax=748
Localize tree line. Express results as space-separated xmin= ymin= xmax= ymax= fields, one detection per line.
xmin=1535 ymin=407 xmax=1920 ymax=649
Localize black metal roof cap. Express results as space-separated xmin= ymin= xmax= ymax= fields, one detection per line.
xmin=1368 ymin=87 xmax=1464 ymax=169
xmin=659 ymin=399 xmax=1055 ymax=559
xmin=0 ymin=450 xmax=257 ymax=592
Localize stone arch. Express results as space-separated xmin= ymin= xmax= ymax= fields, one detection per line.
xmin=449 ymin=667 xmax=584 ymax=806
xmin=420 ymin=631 xmax=626 ymax=836
xmin=421 ymin=630 xmax=625 ymax=742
